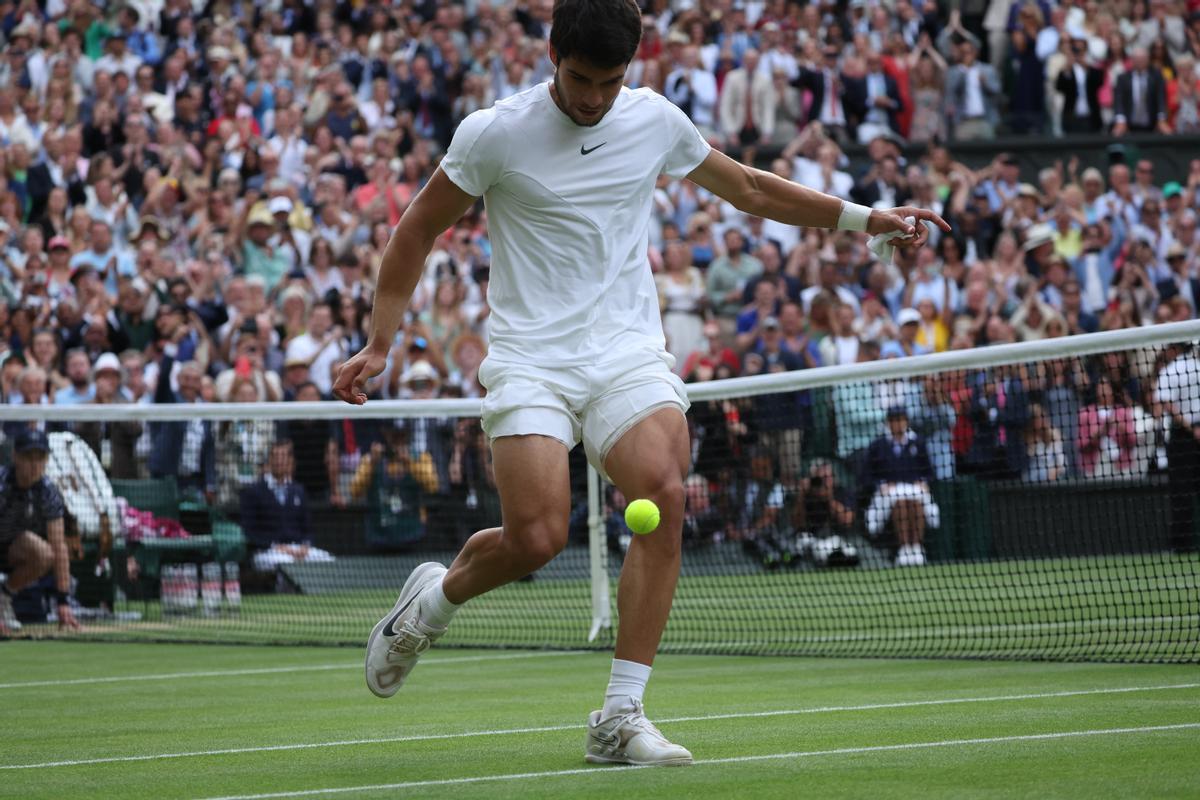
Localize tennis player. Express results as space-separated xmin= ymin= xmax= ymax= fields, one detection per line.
xmin=333 ymin=0 xmax=948 ymax=767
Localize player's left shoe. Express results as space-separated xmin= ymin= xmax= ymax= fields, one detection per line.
xmin=364 ymin=562 xmax=448 ymax=698
xmin=585 ymin=700 xmax=693 ymax=766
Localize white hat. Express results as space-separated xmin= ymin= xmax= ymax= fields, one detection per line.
xmin=268 ymin=196 xmax=293 ymax=215
xmin=897 ymin=308 xmax=921 ymax=326
xmin=1023 ymin=223 xmax=1056 ymax=251
xmin=93 ymin=352 xmax=122 ymax=376
xmin=401 ymin=360 xmax=439 ymax=385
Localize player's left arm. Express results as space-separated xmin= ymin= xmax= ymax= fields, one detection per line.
xmin=46 ymin=518 xmax=80 ymax=630
xmin=686 ymin=149 xmax=950 ymax=246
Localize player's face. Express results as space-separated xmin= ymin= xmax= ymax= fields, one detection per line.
xmin=550 ymin=53 xmax=627 ymax=127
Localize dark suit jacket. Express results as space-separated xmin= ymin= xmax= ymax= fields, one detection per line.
xmin=239 ymin=478 xmax=311 ymax=548
xmin=792 ymin=67 xmax=853 ymax=130
xmin=863 ymin=432 xmax=934 ymax=490
xmin=1113 ymin=69 xmax=1168 ymax=129
xmin=1055 ymin=64 xmax=1105 ymax=131
xmin=1155 ymin=276 xmax=1200 ymax=308
xmin=843 ymin=72 xmax=902 ymax=133
xmin=851 ymin=178 xmax=911 ymax=209
xmin=25 ymin=164 xmax=86 ymax=223
xmin=148 ymin=352 xmax=215 ymax=489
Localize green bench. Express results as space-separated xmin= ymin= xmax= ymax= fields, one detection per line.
xmin=108 ymin=478 xmax=246 ymax=596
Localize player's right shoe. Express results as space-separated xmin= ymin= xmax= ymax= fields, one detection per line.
xmin=585 ymin=700 xmax=693 ymax=766
xmin=0 ymin=590 xmax=21 ymax=634
xmin=364 ymin=562 xmax=447 ymax=698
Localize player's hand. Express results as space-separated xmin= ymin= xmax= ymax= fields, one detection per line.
xmin=867 ymin=206 xmax=951 ymax=249
xmin=58 ymin=603 xmax=81 ymax=631
xmin=333 ymin=346 xmax=388 ymax=405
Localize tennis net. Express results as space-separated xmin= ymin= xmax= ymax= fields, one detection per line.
xmin=1 ymin=322 xmax=1197 ymax=662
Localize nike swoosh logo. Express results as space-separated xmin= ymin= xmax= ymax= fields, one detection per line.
xmin=580 ymin=142 xmax=607 ymax=155
xmin=382 ymin=593 xmax=420 ymax=637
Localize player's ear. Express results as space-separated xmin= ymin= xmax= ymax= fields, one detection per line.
xmin=548 ymin=43 xmax=559 ymax=67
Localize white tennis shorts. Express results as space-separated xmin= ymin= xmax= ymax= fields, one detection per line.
xmin=478 ymin=348 xmax=690 ymax=481
xmin=865 ymin=482 xmax=940 ymax=536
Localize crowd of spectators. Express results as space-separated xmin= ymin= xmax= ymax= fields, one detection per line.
xmin=1 ymin=1 xmax=1200 ymax=555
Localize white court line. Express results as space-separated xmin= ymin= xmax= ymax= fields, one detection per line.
xmin=4 ymin=682 xmax=1196 ymax=771
xmin=197 ymin=722 xmax=1200 ymax=800
xmin=0 ymin=650 xmax=589 ymax=690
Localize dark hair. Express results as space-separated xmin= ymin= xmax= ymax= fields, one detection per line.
xmin=551 ymin=0 xmax=642 ymax=68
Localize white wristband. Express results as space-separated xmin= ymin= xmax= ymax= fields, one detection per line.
xmin=837 ymin=201 xmax=872 ymax=232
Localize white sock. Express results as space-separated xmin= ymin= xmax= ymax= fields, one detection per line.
xmin=601 ymin=658 xmax=652 ymax=718
xmin=418 ymin=577 xmax=460 ymax=629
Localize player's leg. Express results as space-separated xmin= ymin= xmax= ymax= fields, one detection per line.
xmin=584 ymin=406 xmax=693 ymax=766
xmin=0 ymin=532 xmax=53 ymax=633
xmin=441 ymin=435 xmax=571 ymax=602
xmin=603 ymin=408 xmax=689 ymax=667
xmin=364 ymin=434 xmax=571 ymax=697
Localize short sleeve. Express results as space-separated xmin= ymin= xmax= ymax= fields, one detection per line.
xmin=659 ymin=97 xmax=712 ymax=179
xmin=440 ymin=107 xmax=505 ymax=198
xmin=42 ymin=481 xmax=65 ymax=522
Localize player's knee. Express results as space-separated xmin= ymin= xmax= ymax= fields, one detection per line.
xmin=511 ymin=523 xmax=566 ymax=571
xmin=644 ymin=475 xmax=686 ymax=519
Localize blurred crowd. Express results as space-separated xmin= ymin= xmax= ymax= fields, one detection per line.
xmin=1 ymin=1 xmax=1200 ymax=551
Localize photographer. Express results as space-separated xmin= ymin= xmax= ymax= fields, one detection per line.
xmin=0 ymin=430 xmax=80 ymax=633
xmin=791 ymin=459 xmax=855 ymax=538
xmin=350 ymin=424 xmax=429 ymax=549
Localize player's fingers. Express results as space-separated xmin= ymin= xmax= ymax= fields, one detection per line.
xmin=914 ymin=207 xmax=952 ymax=232
xmin=332 ymin=362 xmax=361 ymax=404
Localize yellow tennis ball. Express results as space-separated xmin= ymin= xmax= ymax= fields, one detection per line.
xmin=625 ymin=498 xmax=661 ymax=535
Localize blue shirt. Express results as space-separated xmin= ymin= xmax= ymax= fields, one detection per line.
xmin=881 ymin=340 xmax=931 ymax=359
xmin=70 ymin=248 xmax=135 ymax=295
xmin=54 ymin=384 xmax=95 ymax=405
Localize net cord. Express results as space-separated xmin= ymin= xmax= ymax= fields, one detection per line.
xmin=4 ymin=320 xmax=1199 ymax=424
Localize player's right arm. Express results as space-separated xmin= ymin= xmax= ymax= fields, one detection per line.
xmin=333 ymin=169 xmax=477 ymax=405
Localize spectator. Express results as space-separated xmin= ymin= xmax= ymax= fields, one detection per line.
xmin=0 ymin=429 xmax=79 ymax=633
xmin=795 ymin=45 xmax=855 ymax=144
xmin=717 ymin=49 xmax=775 ymax=163
xmin=680 ymin=319 xmax=741 ymax=378
xmin=849 ymin=50 xmax=903 ymax=144
xmin=1113 ymin=47 xmax=1171 ymax=135
xmin=1023 ymin=403 xmax=1067 ymax=482
xmin=77 ymin=352 xmax=141 ymax=479
xmin=1056 ymin=35 xmax=1105 ymax=134
xmin=351 ymin=424 xmax=428 ymax=549
xmin=1155 ymin=243 xmax=1200 ymax=315
xmin=946 ymin=38 xmax=1002 ymax=140
xmin=882 ymin=308 xmax=931 ymax=359
xmin=240 ymin=440 xmax=334 ymax=571
xmin=863 ymin=406 xmax=938 ymax=567
xmin=285 ymin=302 xmax=346 ymax=398
xmin=656 ymin=240 xmax=707 ymax=372
xmin=791 ymin=459 xmax=855 ymax=538
xmin=278 ymin=381 xmax=338 ymax=503
xmin=52 ymin=348 xmax=94 ymax=405
xmin=707 ymin=228 xmax=763 ymax=319
xmin=149 ymin=350 xmax=214 ymax=501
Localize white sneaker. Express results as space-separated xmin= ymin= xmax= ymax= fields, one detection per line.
xmin=0 ymin=590 xmax=21 ymax=634
xmin=895 ymin=544 xmax=927 ymax=567
xmin=364 ymin=562 xmax=448 ymax=698
xmin=585 ymin=700 xmax=693 ymax=766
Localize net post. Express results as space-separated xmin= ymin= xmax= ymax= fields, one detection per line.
xmin=586 ymin=463 xmax=612 ymax=642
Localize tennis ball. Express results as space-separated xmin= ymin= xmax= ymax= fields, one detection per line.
xmin=625 ymin=498 xmax=661 ymax=535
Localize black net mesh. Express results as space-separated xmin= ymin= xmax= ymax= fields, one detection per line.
xmin=2 ymin=340 xmax=1198 ymax=662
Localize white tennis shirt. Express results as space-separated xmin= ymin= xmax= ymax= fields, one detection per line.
xmin=440 ymin=82 xmax=712 ymax=367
